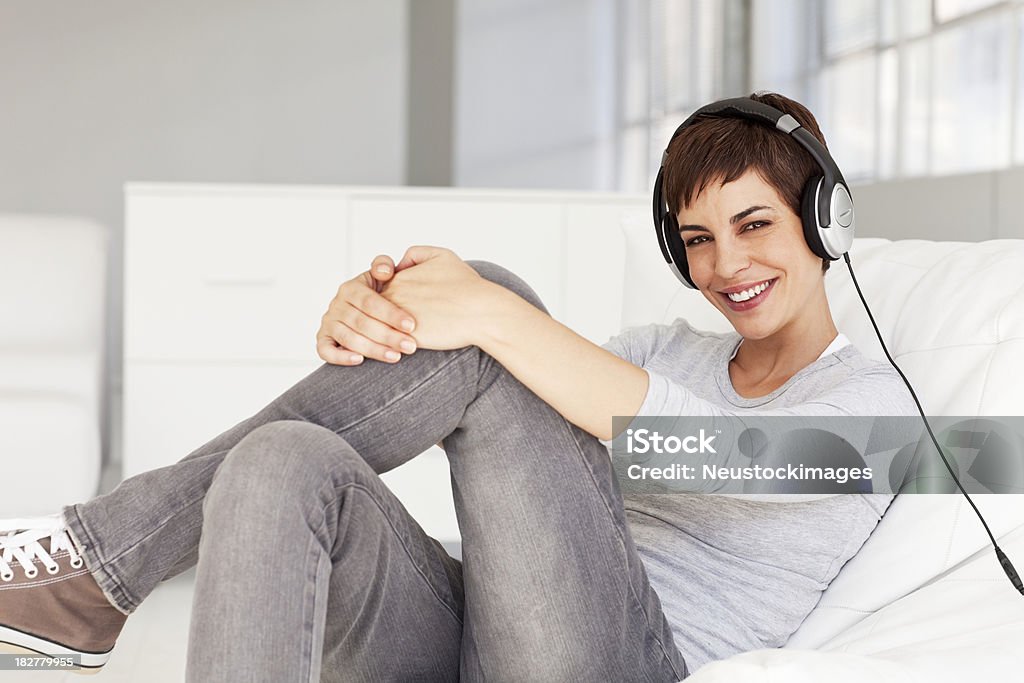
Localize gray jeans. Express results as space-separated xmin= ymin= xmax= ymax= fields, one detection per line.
xmin=61 ymin=261 xmax=689 ymax=682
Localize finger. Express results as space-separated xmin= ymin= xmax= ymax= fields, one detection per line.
xmin=327 ymin=319 xmax=408 ymax=363
xmin=338 ymin=301 xmax=418 ymax=354
xmin=370 ymin=254 xmax=396 ymax=281
xmin=358 ymin=270 xmax=384 ymax=295
xmin=395 ymin=245 xmax=449 ymax=271
xmin=316 ymin=335 xmax=365 ymax=366
xmin=352 ymin=286 xmax=417 ymax=334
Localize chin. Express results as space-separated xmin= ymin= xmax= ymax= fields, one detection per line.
xmin=729 ymin=318 xmax=777 ymax=340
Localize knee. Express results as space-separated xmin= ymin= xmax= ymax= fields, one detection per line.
xmin=465 ymin=259 xmax=549 ymax=316
xmin=208 ymin=420 xmax=363 ymax=505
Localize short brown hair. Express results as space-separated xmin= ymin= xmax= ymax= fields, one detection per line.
xmin=663 ymin=91 xmax=831 ymax=273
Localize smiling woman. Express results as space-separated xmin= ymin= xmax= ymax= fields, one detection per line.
xmin=678 ymin=169 xmax=840 ymax=395
xmin=664 ymin=91 xmax=835 ymax=269
xmin=663 ymin=93 xmax=842 ymax=397
xmin=595 ymin=91 xmax=923 ymax=673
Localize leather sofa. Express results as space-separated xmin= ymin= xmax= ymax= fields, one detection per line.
xmin=615 ymin=210 xmax=1024 ymax=681
xmin=0 ymin=215 xmax=108 ymax=517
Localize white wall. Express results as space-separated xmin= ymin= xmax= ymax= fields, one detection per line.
xmin=0 ymin=0 xmax=408 ymax=466
xmin=454 ymin=0 xmax=618 ymax=190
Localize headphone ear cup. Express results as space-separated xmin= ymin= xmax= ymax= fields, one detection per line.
xmin=664 ymin=212 xmax=697 ymax=289
xmin=800 ymin=175 xmax=831 ymax=261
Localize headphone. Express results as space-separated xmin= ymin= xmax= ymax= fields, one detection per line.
xmin=651 ymin=95 xmax=1023 ymax=597
xmin=652 ymin=97 xmax=855 ymax=289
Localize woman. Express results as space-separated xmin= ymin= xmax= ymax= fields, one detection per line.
xmin=0 ymin=91 xmax=916 ymax=681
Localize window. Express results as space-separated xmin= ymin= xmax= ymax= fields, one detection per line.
xmin=754 ymin=0 xmax=1022 ymax=181
xmin=617 ymin=0 xmax=1024 ymax=189
xmin=616 ymin=0 xmax=731 ymax=193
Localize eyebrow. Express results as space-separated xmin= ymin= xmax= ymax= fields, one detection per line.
xmin=678 ymin=205 xmax=775 ymax=232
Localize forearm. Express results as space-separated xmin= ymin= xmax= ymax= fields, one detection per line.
xmin=476 ymin=284 xmax=648 ymax=441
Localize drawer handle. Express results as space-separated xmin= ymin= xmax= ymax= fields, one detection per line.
xmin=202 ymin=275 xmax=277 ymax=287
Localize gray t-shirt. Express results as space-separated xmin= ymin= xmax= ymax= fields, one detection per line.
xmin=599 ymin=318 xmax=920 ymax=673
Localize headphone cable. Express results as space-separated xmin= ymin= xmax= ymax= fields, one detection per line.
xmin=843 ymin=252 xmax=1023 ymax=596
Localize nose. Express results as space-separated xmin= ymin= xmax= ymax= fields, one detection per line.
xmin=712 ymin=234 xmax=751 ymax=282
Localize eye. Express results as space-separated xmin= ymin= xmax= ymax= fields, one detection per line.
xmin=683 ymin=221 xmax=770 ymax=248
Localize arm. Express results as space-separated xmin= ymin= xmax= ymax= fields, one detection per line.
xmin=479 ymin=285 xmax=918 ymax=457
xmin=363 ymin=246 xmax=650 ymax=443
xmin=476 ymin=283 xmax=649 ymax=442
xmin=315 ymin=249 xmax=645 ymax=446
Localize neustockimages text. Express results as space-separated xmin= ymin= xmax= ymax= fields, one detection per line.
xmin=623 ymin=429 xmax=873 ymax=485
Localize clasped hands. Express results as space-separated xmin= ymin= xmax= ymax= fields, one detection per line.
xmin=316 ymin=246 xmax=497 ymax=366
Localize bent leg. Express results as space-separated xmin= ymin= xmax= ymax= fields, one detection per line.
xmin=60 ymin=261 xmax=544 ymax=615
xmin=445 ymin=348 xmax=689 ymax=682
xmin=186 ymin=420 xmax=463 ymax=683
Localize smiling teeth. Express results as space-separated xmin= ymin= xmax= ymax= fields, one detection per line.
xmin=727 ymin=280 xmax=771 ymax=302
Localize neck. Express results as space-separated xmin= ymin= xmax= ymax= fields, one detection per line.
xmin=731 ymin=305 xmax=839 ymax=385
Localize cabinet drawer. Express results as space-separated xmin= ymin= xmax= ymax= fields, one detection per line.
xmin=125 ymin=192 xmax=349 ymax=361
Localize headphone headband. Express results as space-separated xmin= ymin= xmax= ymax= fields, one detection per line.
xmin=653 ymin=96 xmax=855 ymax=289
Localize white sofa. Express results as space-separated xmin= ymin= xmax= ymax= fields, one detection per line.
xmin=0 ymin=215 xmax=108 ymax=517
xmin=613 ymin=211 xmax=1024 ymax=681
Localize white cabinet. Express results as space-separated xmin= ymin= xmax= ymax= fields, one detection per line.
xmin=124 ymin=191 xmax=351 ymax=362
xmin=122 ymin=184 xmax=645 ymax=543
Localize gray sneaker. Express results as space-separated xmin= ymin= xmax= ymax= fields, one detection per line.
xmin=0 ymin=513 xmax=128 ymax=675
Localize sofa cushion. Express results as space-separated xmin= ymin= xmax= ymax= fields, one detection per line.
xmin=685 ymin=524 xmax=1024 ymax=682
xmin=0 ymin=214 xmax=108 ymax=515
xmin=0 ymin=215 xmax=108 ymax=349
xmin=788 ymin=494 xmax=1024 ymax=647
xmin=0 ymin=395 xmax=100 ymax=517
xmin=0 ymin=350 xmax=103 ymax=408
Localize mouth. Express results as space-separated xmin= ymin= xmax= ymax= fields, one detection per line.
xmin=718 ymin=278 xmax=778 ymax=312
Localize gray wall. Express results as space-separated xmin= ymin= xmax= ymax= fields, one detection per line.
xmin=408 ymin=0 xmax=455 ymax=186
xmin=454 ymin=0 xmax=618 ymax=189
xmin=0 ymin=0 xmax=408 ymax=466
xmin=852 ymin=168 xmax=1024 ymax=241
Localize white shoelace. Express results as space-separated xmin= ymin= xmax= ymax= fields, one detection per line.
xmin=0 ymin=513 xmax=85 ymax=582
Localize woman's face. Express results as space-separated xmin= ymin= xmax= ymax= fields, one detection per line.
xmin=677 ymin=169 xmax=826 ymax=341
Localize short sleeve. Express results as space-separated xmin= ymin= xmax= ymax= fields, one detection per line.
xmin=600 ymin=321 xmax=680 ymax=368
xmin=639 ymin=364 xmax=918 ymax=418
xmin=599 ymin=327 xmax=639 ymax=365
